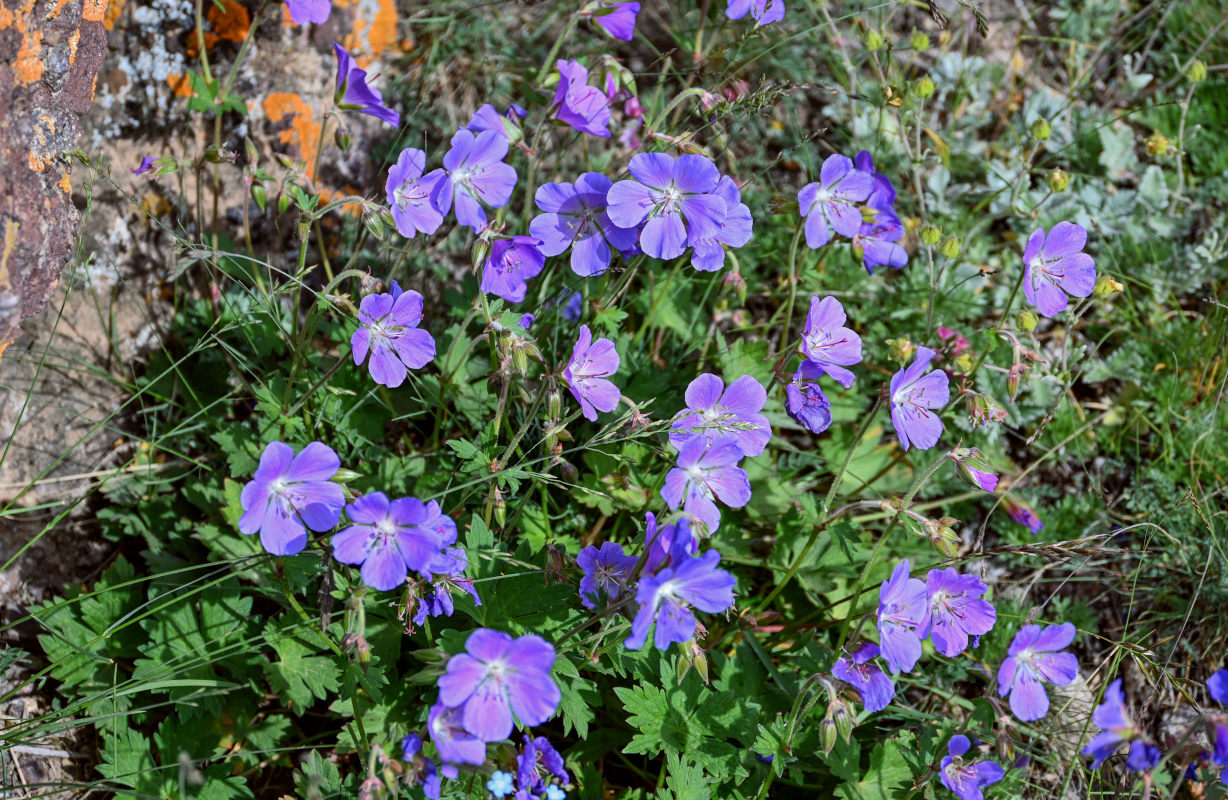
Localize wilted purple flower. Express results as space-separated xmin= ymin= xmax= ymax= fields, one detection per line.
xmin=577 ymin=541 xmax=636 ymax=609
xmin=562 ymin=324 xmax=620 ymax=421
xmin=1082 ymin=679 xmax=1140 ymax=769
xmin=785 ymin=361 xmax=833 ymax=434
xmin=285 ymin=0 xmax=329 ymax=24
xmin=401 ymin=733 xmax=442 ymax=800
xmin=584 ymin=0 xmax=640 ymax=40
xmin=466 ymin=103 xmax=527 ymax=143
xmin=626 ymin=544 xmax=736 ymax=650
xmin=853 ymin=199 xmax=908 ymax=273
xmin=131 ymin=156 xmax=157 ymax=175
xmin=1023 ymin=222 xmax=1096 ymax=318
xmin=439 ymin=129 xmax=518 ymax=232
xmin=660 ymin=437 xmax=752 ymax=534
xmin=1002 ymin=497 xmax=1044 ymax=534
xmin=427 ymin=702 xmax=486 ymax=766
xmin=889 ymin=346 xmax=950 ymax=451
xmin=669 ymin=373 xmax=771 ymax=457
xmin=550 ymin=59 xmax=612 ymax=138
xmin=333 ymin=43 xmax=399 ymax=126
xmin=1210 ymin=669 xmax=1228 ymax=705
xmin=1127 ymin=742 xmax=1161 ymax=771
xmin=725 ymin=0 xmax=784 ymax=26
xmin=643 ymin=512 xmax=697 ymax=575
xmin=607 ymin=153 xmax=728 ymax=260
xmin=800 ymin=295 xmax=862 ymax=387
xmin=832 ymin=643 xmax=895 ymax=712
xmin=437 ymin=629 xmax=560 ymax=741
xmin=689 ymin=176 xmax=753 ymax=272
xmin=517 ymin=735 xmax=571 ymax=796
xmin=876 ymin=559 xmax=928 ymax=674
xmin=530 ymin=174 xmax=638 ymax=277
xmin=331 ymin=492 xmax=446 ymax=591
xmin=798 ymin=154 xmax=873 ymax=249
xmin=998 ymin=622 xmax=1079 ymax=721
xmin=923 ymin=568 xmax=997 ymax=657
xmin=351 ymin=280 xmax=436 ymax=388
xmin=386 ymin=148 xmax=447 ymax=239
xmin=939 ymin=735 xmax=1004 ymax=800
xmin=239 ymin=441 xmax=344 ymax=556
xmin=949 ymin=448 xmax=999 ymax=493
xmin=413 ymin=556 xmax=482 ymax=626
xmin=480 ymin=236 xmax=546 ymax=303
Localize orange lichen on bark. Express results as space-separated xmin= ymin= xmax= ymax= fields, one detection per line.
xmin=81 ymin=0 xmax=107 ymax=22
xmin=336 ymin=0 xmax=398 ymax=65
xmin=186 ymin=0 xmax=249 ymax=55
xmin=45 ymin=0 xmax=71 ymax=20
xmin=102 ymin=0 xmax=122 ymax=29
xmin=263 ymin=92 xmax=322 ymax=175
xmin=13 ymin=28 xmax=45 ymax=85
xmin=59 ymin=172 xmax=72 ymax=194
xmin=166 ymin=72 xmax=193 ymax=97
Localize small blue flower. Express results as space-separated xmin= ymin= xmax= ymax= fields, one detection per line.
xmin=545 ymin=786 xmax=567 ymax=800
xmin=487 ymin=770 xmax=515 ymax=798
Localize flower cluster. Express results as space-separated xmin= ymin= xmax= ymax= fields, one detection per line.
xmin=798 ymin=151 xmax=907 ymax=273
xmin=786 ymin=295 xmax=862 ymax=434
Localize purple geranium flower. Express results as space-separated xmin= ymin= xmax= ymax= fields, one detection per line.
xmin=466 ymin=103 xmax=527 ymax=143
xmin=798 ymin=154 xmax=873 ymax=249
xmin=584 ymin=0 xmax=640 ymax=40
xmin=413 ymin=556 xmax=482 ymax=626
xmin=480 ymin=236 xmax=546 ymax=303
xmin=998 ymin=622 xmax=1079 ymax=721
xmin=351 ymin=280 xmax=436 ymax=388
xmin=437 ymin=629 xmax=561 ymax=742
xmin=1082 ymin=679 xmax=1140 ymax=769
xmin=626 ymin=543 xmax=736 ymax=650
xmin=286 ymin=0 xmax=329 ymax=24
xmin=1003 ymin=497 xmax=1044 ymax=534
xmin=1127 ymin=742 xmax=1161 ymax=771
xmin=607 ymin=152 xmax=728 ymax=260
xmin=785 ymin=361 xmax=833 ymax=434
xmin=577 ymin=541 xmax=637 ymax=609
xmin=853 ymin=199 xmax=908 ymax=273
xmin=689 ymin=176 xmax=753 ymax=272
xmin=438 ymin=129 xmax=518 ymax=232
xmin=643 ymin=512 xmax=697 ymax=575
xmin=239 ymin=441 xmax=343 ymax=556
xmin=131 ymin=156 xmax=157 ymax=175
xmin=530 ymin=174 xmax=638 ymax=277
xmin=876 ymin=559 xmax=928 ymax=674
xmin=800 ymin=295 xmax=862 ymax=387
xmin=386 ymin=148 xmax=447 ymax=239
xmin=660 ymin=437 xmax=752 ymax=534
xmin=517 ymin=735 xmax=571 ymax=796
xmin=939 ymin=735 xmax=1004 ymax=800
xmin=923 ymin=568 xmax=997 ymax=657
xmin=331 ymin=492 xmax=444 ymax=591
xmin=401 ymin=733 xmax=442 ymax=800
xmin=949 ymin=448 xmax=999 ymax=493
xmin=832 ymin=643 xmax=895 ymax=713
xmin=669 ymin=373 xmax=771 ymax=457
xmin=725 ymin=0 xmax=785 ymax=26
xmin=333 ymin=43 xmax=399 ymax=126
xmin=1023 ymin=222 xmax=1096 ymax=318
xmin=562 ymin=324 xmax=620 ymax=421
xmin=550 ymin=59 xmax=612 ymax=138
xmin=1210 ymin=669 xmax=1228 ymax=705
xmin=853 ymin=151 xmax=897 ymax=206
xmin=889 ymin=346 xmax=950 ymax=451
xmin=427 ymin=702 xmax=486 ymax=766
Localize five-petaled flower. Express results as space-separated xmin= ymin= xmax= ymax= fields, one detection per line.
xmin=832 ymin=643 xmax=895 ymax=712
xmin=669 ymin=373 xmax=771 ymax=457
xmin=890 ymin=346 xmax=950 ymax=451
xmin=439 ymin=129 xmax=518 ymax=232
xmin=351 ymin=280 xmax=436 ymax=388
xmin=997 ymin=622 xmax=1079 ymax=721
xmin=607 ymin=152 xmax=728 ymax=260
xmin=576 ymin=541 xmax=637 ymax=609
xmin=427 ymin=701 xmax=486 ymax=766
xmin=660 ymin=437 xmax=752 ymax=534
xmin=688 ymin=175 xmax=754 ymax=272
xmin=331 ymin=492 xmax=445 ymax=591
xmin=583 ymin=0 xmax=640 ymax=40
xmin=333 ymin=43 xmax=399 ymax=126
xmin=239 ymin=441 xmax=344 ymax=556
xmin=550 ymin=59 xmax=612 ymax=138
xmin=437 ymin=629 xmax=561 ymax=742
xmin=1022 ymin=221 xmax=1096 ymax=318
xmin=876 ymin=559 xmax=928 ymax=674
xmin=562 ymin=324 xmax=621 ymax=421
xmin=480 ymin=236 xmax=546 ymax=303
xmin=798 ymin=154 xmax=873 ymax=249
xmin=530 ymin=174 xmax=638 ymax=277
xmin=386 ymin=147 xmax=447 ymax=239
xmin=625 ymin=541 xmax=736 ymax=650
xmin=939 ymin=735 xmax=1004 ymax=800
xmin=800 ymin=295 xmax=862 ymax=387
xmin=1082 ymin=678 xmax=1143 ymax=769
xmin=923 ymin=568 xmax=997 ymax=658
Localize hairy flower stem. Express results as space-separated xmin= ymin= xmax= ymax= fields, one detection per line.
xmin=834 ymin=449 xmax=950 ymax=655
xmin=942 ymin=263 xmax=1027 ymax=416
xmin=535 ymin=14 xmax=581 ymax=86
xmin=756 ymin=388 xmax=886 ymax=613
xmin=282 ymin=220 xmax=313 ymax=419
xmin=777 ymin=222 xmax=806 ymax=354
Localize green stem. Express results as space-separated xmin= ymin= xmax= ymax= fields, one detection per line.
xmin=778 ymin=222 xmax=805 ymax=354
xmin=645 ymin=87 xmax=711 ymax=135
xmin=535 ymin=14 xmax=581 ymax=85
xmin=282 ymin=220 xmax=312 ymax=415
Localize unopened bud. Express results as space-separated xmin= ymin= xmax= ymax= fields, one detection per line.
xmin=1031 ymin=118 xmax=1052 ymax=141
xmin=1007 ymin=362 xmax=1027 ymax=400
xmin=203 ymin=145 xmax=236 ymax=164
xmin=831 ymin=703 xmax=854 ymax=743
xmin=927 ymin=517 xmax=961 ymax=559
xmin=1094 ymin=275 xmax=1123 ymax=297
xmin=939 ymin=235 xmax=960 ymax=259
xmin=335 ymin=128 xmax=352 ymax=151
xmin=887 ymin=337 xmax=913 ymax=363
xmin=1016 ymin=309 xmax=1038 ymax=332
xmin=244 ymin=137 xmax=259 ymax=166
xmin=548 ymin=390 xmax=562 ymax=421
xmin=819 ymin=717 xmax=838 ymax=756
xmin=913 ymin=76 xmax=936 ymax=99
xmin=1048 ymin=168 xmax=1070 ymax=192
xmin=512 ymin=343 xmax=529 ymax=376
xmin=865 ymin=30 xmax=884 ymax=50
xmin=909 ymin=31 xmax=930 ymax=51
xmin=493 ymin=488 xmax=507 ymax=527
xmin=1145 ymin=130 xmax=1170 ymax=157
xmin=250 ymin=182 xmax=267 ymax=212
xmin=1187 ymin=59 xmax=1207 ymax=83
xmin=362 ymin=210 xmax=385 ymax=241
xmin=919 ymin=224 xmax=942 ymax=245
xmin=277 ymin=192 xmax=291 ymax=215
xmin=948 ymin=448 xmax=999 ymax=493
xmin=471 ymin=239 xmax=490 ymax=274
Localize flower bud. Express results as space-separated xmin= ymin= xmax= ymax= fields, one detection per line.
xmin=939 ymin=235 xmax=960 ymax=258
xmin=1048 ymin=168 xmax=1070 ymax=192
xmin=333 ymin=468 xmax=363 ymax=483
xmin=865 ymin=30 xmax=884 ymax=50
xmin=909 ymin=31 xmax=930 ymax=51
xmin=335 ymin=127 xmax=352 ymax=152
xmin=1145 ymin=130 xmax=1170 ymax=156
xmin=1094 ymin=275 xmax=1123 ymax=297
xmin=275 ymin=153 xmax=296 ymax=169
xmin=250 ymin=182 xmax=267 ymax=212
xmin=819 ymin=716 xmax=838 ymax=756
xmin=203 ymin=145 xmax=237 ymax=164
xmin=1016 ymin=309 xmax=1038 ymax=332
xmin=1030 ymin=118 xmax=1052 ymax=141
xmin=948 ymin=448 xmax=999 ymax=493
xmin=1187 ymin=59 xmax=1207 ymax=83
xmin=919 ymin=224 xmax=942 ymax=245
xmin=831 ymin=702 xmax=854 ymax=743
xmin=362 ymin=210 xmax=386 ymax=241
xmin=277 ymin=192 xmax=292 ymax=215
xmin=244 ymin=137 xmax=259 ymax=166
xmin=548 ymin=389 xmax=562 ymax=421
xmin=887 ymin=337 xmax=913 ymax=363
xmin=913 ymin=76 xmax=936 ymax=99
xmin=926 ymin=517 xmax=961 ymax=559
xmin=492 ymin=488 xmax=507 ymax=528
xmin=1007 ymin=362 xmax=1027 ymax=400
